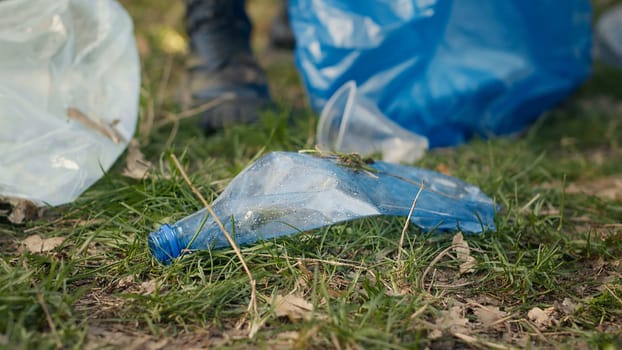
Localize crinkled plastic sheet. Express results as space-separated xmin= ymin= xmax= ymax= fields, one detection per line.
xmin=0 ymin=0 xmax=139 ymax=206
xmin=149 ymin=152 xmax=496 ymax=264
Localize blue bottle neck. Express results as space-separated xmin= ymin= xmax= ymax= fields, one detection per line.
xmin=148 ymin=224 xmax=182 ymax=264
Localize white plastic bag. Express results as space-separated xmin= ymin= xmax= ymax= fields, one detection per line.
xmin=0 ymin=0 xmax=140 ymax=206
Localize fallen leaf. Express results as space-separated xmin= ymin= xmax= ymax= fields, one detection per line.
xmin=138 ymin=280 xmax=157 ymax=295
xmin=0 ymin=197 xmax=41 ymax=224
xmin=474 ymin=305 xmax=508 ymax=329
xmin=116 ymin=275 xmax=134 ymax=289
xmin=19 ymin=234 xmax=65 ymax=253
xmin=122 ymin=139 xmax=152 ymax=180
xmin=273 ymin=294 xmax=313 ymax=321
xmin=527 ymin=306 xmax=556 ymax=329
xmin=436 ymin=163 xmax=452 ymax=176
xmin=557 ymin=298 xmax=579 ymax=315
xmin=452 ymin=232 xmax=476 ymax=274
xmin=430 ymin=305 xmax=469 ymax=339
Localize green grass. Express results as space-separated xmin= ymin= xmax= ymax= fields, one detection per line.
xmin=2 ymin=1 xmax=622 ymax=349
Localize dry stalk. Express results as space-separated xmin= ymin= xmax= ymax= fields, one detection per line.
xmin=604 ymin=284 xmax=622 ymax=306
xmin=170 ymin=155 xmax=258 ymax=336
xmin=420 ymin=245 xmax=455 ymax=292
xmin=155 ymin=93 xmax=236 ymax=128
xmin=254 ymin=254 xmax=368 ymax=270
xmin=397 ymin=181 xmax=425 ymax=264
xmin=453 ymin=332 xmax=514 ymax=350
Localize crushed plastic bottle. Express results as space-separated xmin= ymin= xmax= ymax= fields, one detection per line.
xmin=149 ymin=152 xmax=495 ymax=264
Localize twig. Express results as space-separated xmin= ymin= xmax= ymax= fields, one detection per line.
xmin=520 ymin=319 xmax=550 ymax=344
xmin=409 ymin=303 xmax=429 ymax=320
xmin=431 ymin=281 xmax=475 ymax=289
xmin=170 ymin=155 xmax=258 ymax=336
xmin=164 ymin=116 xmax=180 ymax=150
xmin=254 ymin=254 xmax=368 ymax=270
xmin=604 ymin=285 xmax=622 ymax=306
xmin=397 ymin=181 xmax=425 ymax=263
xmin=453 ymin=332 xmax=514 ymax=350
xmin=154 ymin=93 xmax=236 ymax=128
xmin=67 ymin=107 xmax=124 ymax=144
xmin=420 ymin=245 xmax=455 ymax=292
xmin=155 ymin=55 xmax=174 ymax=113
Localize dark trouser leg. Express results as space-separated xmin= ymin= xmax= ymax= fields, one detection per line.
xmin=270 ymin=0 xmax=295 ymax=49
xmin=184 ymin=0 xmax=271 ymax=132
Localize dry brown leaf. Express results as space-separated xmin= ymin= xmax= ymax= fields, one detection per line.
xmin=19 ymin=234 xmax=65 ymax=253
xmin=0 ymin=197 xmax=41 ymax=224
xmin=452 ymin=232 xmax=476 ymax=274
xmin=116 ymin=275 xmax=134 ymax=289
xmin=430 ymin=305 xmax=470 ymax=339
xmin=527 ymin=306 xmax=556 ymax=329
xmin=474 ymin=305 xmax=508 ymax=329
xmin=557 ymin=298 xmax=579 ymax=315
xmin=436 ymin=163 xmax=452 ymax=176
xmin=273 ymin=294 xmax=313 ymax=321
xmin=138 ymin=280 xmax=157 ymax=295
xmin=122 ymin=139 xmax=152 ymax=180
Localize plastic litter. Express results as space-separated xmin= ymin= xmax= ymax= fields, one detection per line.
xmin=596 ymin=5 xmax=622 ymax=70
xmin=149 ymin=152 xmax=495 ymax=264
xmin=0 ymin=0 xmax=140 ymax=206
xmin=317 ymin=81 xmax=428 ymax=164
xmin=290 ymin=0 xmax=592 ymax=147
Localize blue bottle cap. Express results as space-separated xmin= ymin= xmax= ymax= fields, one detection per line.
xmin=148 ymin=224 xmax=182 ymax=264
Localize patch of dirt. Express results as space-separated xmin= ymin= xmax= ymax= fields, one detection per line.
xmin=85 ymin=325 xmax=215 ymax=350
xmin=84 ymin=322 xmax=314 ymax=350
xmin=75 ymin=288 xmax=128 ymax=321
xmin=539 ymin=176 xmax=622 ymax=202
xmin=565 ymin=176 xmax=622 ymax=201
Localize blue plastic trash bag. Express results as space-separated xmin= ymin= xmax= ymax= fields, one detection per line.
xmin=290 ymin=0 xmax=592 ymax=147
xmin=149 ymin=152 xmax=495 ymax=264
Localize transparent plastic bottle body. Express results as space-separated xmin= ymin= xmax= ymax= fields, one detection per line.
xmin=149 ymin=152 xmax=496 ymax=264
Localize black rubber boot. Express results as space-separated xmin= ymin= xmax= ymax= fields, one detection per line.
xmin=269 ymin=0 xmax=295 ymax=50
xmin=184 ymin=0 xmax=271 ymax=132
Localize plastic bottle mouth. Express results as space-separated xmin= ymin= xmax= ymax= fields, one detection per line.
xmin=148 ymin=224 xmax=182 ymax=264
